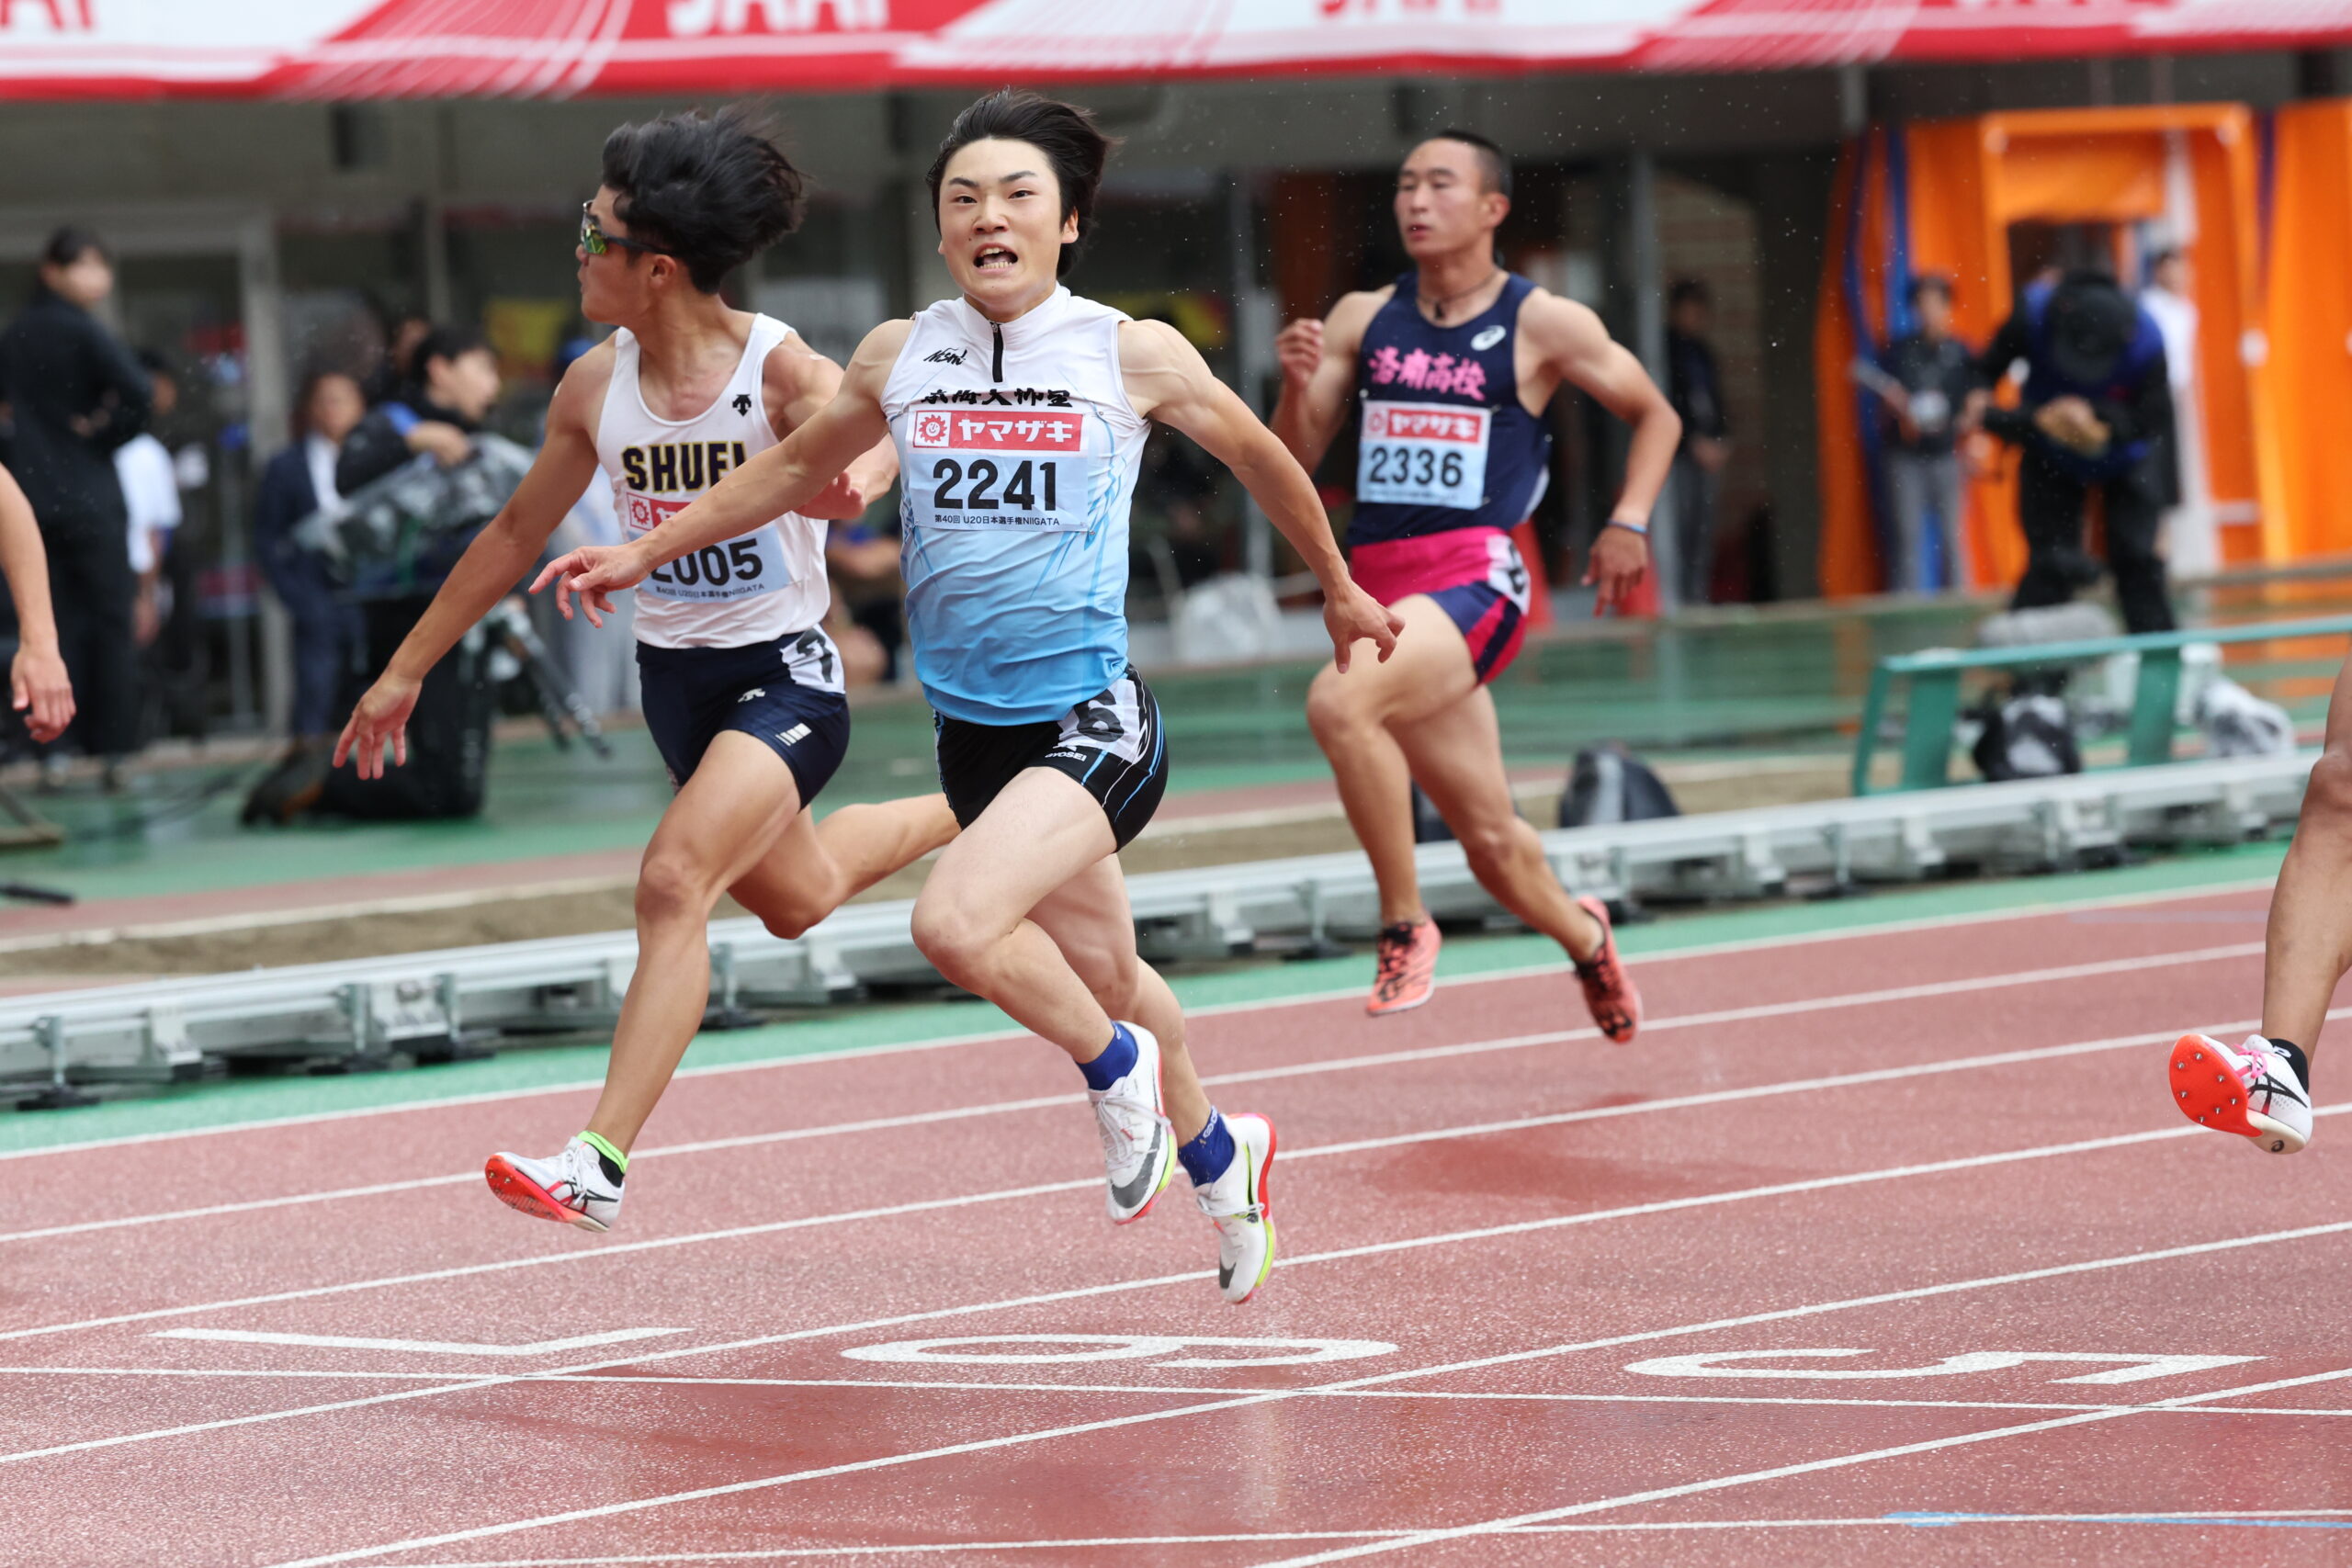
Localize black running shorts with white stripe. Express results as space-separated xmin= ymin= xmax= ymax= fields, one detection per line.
xmin=933 ymin=666 xmax=1168 ymax=849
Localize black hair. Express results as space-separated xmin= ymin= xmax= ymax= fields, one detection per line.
xmin=413 ymin=325 xmax=491 ymax=376
xmin=1422 ymin=130 xmax=1512 ymax=200
xmin=291 ymin=363 xmax=362 ymax=441
xmin=599 ymin=105 xmax=808 ymax=294
xmin=926 ymin=90 xmax=1114 ymax=279
xmin=1669 ymin=278 xmax=1712 ymax=310
xmin=1906 ymin=272 xmax=1954 ymax=307
xmin=2147 ymin=246 xmax=2184 ymax=274
xmin=40 ymin=225 xmax=107 ymax=270
xmin=135 ymin=347 xmax=174 ymax=378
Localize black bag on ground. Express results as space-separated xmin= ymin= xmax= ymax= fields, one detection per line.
xmin=1559 ymin=745 xmax=1681 ymax=828
xmin=318 ymin=597 xmax=492 ymax=820
xmin=1970 ymin=684 xmax=2082 ymax=782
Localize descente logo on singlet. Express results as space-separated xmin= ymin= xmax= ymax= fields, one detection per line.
xmin=618 ymin=441 xmax=751 ymax=493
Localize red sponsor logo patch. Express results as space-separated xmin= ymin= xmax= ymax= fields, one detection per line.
xmin=910 ymin=411 xmax=1083 ymax=452
xmin=1365 ymin=405 xmax=1485 ymax=445
xmin=622 ymin=492 xmax=688 ymax=530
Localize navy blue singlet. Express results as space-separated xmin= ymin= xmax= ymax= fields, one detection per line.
xmin=1349 ymin=271 xmax=1551 ymax=547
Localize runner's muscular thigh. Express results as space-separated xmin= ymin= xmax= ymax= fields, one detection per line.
xmin=1313 ymin=593 xmax=1479 ymax=728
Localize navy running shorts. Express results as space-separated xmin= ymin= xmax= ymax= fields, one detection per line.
xmin=933 ymin=666 xmax=1168 ymax=849
xmin=636 ymin=626 xmax=850 ymax=805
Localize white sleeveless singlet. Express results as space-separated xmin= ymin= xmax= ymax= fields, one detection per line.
xmin=880 ymin=287 xmax=1148 ymax=726
xmin=594 ymin=314 xmax=829 ymax=649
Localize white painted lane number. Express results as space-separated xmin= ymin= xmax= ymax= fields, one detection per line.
xmin=1623 ymin=1348 xmax=2259 ymax=1385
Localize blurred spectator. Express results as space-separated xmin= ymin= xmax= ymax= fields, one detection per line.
xmin=1872 ymin=275 xmax=1977 ymax=592
xmin=2140 ymin=248 xmax=2216 ymax=578
xmin=1973 ymin=270 xmax=2177 ymax=635
xmin=825 ymin=520 xmax=903 ymax=686
xmin=337 ymin=325 xmax=501 ymax=494
xmin=0 ymin=227 xmax=152 ymax=787
xmin=1132 ymin=427 xmax=1225 ymax=596
xmin=254 ymin=368 xmax=367 ymax=740
xmin=115 ymin=350 xmax=181 ymax=649
xmin=1665 ymin=278 xmax=1729 ymax=607
xmin=363 ymin=310 xmax=434 ymax=407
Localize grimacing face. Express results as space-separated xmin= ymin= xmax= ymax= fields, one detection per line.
xmin=937 ymin=138 xmax=1078 ymax=315
xmin=1394 ymin=139 xmax=1508 ymax=259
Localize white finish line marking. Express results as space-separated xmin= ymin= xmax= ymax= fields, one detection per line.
xmin=840 ymin=1335 xmax=1396 ymax=1369
xmin=153 ymin=1328 xmax=685 ymax=1358
xmin=1623 ymin=1348 xmax=2261 ymax=1385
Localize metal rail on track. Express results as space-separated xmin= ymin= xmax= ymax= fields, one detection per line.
xmin=0 ymin=750 xmax=2313 ymax=1096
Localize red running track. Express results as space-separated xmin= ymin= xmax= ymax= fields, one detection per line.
xmin=3 ymin=886 xmax=2350 ymax=1566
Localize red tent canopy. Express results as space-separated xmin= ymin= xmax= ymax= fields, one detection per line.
xmin=5 ymin=0 xmax=2350 ymax=100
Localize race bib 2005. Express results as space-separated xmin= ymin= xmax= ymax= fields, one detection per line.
xmin=1358 ymin=400 xmax=1490 ymax=510
xmin=907 ymin=409 xmax=1091 ymax=532
xmin=619 ymin=491 xmax=788 ymax=603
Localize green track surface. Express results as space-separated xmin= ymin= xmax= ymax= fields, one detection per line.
xmin=9 ymin=604 xmax=1997 ymax=903
xmin=0 ymin=836 xmax=2284 ymax=1156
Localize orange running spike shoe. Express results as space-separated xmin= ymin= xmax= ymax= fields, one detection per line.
xmin=1367 ymin=918 xmax=1441 ymax=1017
xmin=1573 ymin=895 xmax=1641 ymax=1043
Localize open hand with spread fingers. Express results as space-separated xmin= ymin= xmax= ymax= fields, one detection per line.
xmin=528 ymin=542 xmax=652 ymax=628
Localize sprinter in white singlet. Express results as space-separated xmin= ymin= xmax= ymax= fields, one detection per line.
xmin=539 ymin=92 xmax=1401 ymax=1304
xmin=334 ymin=108 xmax=957 ymax=1234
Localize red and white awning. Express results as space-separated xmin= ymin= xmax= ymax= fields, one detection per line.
xmin=6 ymin=0 xmax=2352 ymax=100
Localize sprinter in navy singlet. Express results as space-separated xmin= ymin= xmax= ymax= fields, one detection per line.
xmin=1347 ymin=270 xmax=1555 ymax=681
xmin=1272 ymin=130 xmax=1681 ymax=1027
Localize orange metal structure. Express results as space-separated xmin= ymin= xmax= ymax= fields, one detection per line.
xmin=1817 ymin=105 xmax=2277 ymax=598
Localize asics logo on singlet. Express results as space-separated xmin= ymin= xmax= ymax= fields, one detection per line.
xmin=732 ymin=393 xmax=753 ymax=415
xmin=925 ymin=348 xmax=967 ymax=366
xmin=1471 ymin=325 xmax=1507 ymax=351
xmin=738 ymin=687 xmax=764 ymax=703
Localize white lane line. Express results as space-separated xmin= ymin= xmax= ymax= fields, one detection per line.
xmin=18 ymin=1116 xmax=2347 ymax=1477
xmin=153 ymin=1328 xmax=686 ymax=1358
xmin=0 ymin=874 xmax=2275 ymax=1164
xmin=0 ymin=939 xmax=2274 ymax=1247
xmin=14 ymin=1363 xmax=2351 ymax=1424
xmin=374 ymin=1513 xmax=2352 ymax=1564
xmin=0 ymin=1011 xmax=2286 ymax=1345
xmin=1244 ymin=1362 xmax=2352 ymax=1567
xmin=246 ymin=1242 xmax=2352 ymax=1568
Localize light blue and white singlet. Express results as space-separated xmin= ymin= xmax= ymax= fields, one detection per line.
xmin=881 ymin=287 xmax=1147 ymax=726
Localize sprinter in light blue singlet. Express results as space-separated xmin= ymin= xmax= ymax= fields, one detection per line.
xmin=538 ymin=91 xmax=1400 ymax=1306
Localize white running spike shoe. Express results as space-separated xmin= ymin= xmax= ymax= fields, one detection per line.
xmin=2170 ymin=1033 xmax=2312 ymax=1155
xmin=1090 ymin=1023 xmax=1175 ymax=1224
xmin=485 ymin=1136 xmax=625 ymax=1231
xmin=1194 ymin=1112 xmax=1277 ymax=1305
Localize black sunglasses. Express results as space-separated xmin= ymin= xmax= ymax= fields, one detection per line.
xmin=580 ymin=201 xmax=665 ymax=258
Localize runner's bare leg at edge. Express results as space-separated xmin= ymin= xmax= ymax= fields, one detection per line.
xmin=1271 ymin=130 xmax=1679 ymax=1032
xmin=541 ymin=91 xmax=1400 ymax=1301
xmin=2168 ymin=655 xmax=2352 ymax=1155
xmin=333 ymin=107 xmax=956 ymax=1233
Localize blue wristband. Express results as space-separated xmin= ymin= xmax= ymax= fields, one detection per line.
xmin=1604 ymin=518 xmax=1649 ymax=536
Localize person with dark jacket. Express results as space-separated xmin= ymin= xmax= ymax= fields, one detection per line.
xmin=254 ymin=369 xmax=368 ymax=739
xmin=0 ymin=227 xmax=151 ymax=778
xmin=1973 ymin=270 xmax=2177 ymax=634
xmin=1665 ymin=279 xmax=1730 ymax=606
xmin=336 ymin=325 xmax=502 ymax=497
xmin=1872 ymin=274 xmax=1979 ymax=592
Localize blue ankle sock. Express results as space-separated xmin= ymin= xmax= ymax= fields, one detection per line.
xmin=1178 ymin=1108 xmax=1238 ymax=1187
xmin=1079 ymin=1023 xmax=1139 ymax=1093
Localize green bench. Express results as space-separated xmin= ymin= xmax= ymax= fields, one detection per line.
xmin=1850 ymin=615 xmax=2352 ymax=795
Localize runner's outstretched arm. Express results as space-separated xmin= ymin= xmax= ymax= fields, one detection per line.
xmin=333 ymin=356 xmax=606 ymax=779
xmin=1120 ymin=318 xmax=1402 ymax=672
xmin=1527 ymin=294 xmax=1679 ymax=611
xmin=537 ymin=321 xmax=907 ymax=619
xmin=0 ymin=463 xmax=73 ymax=742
